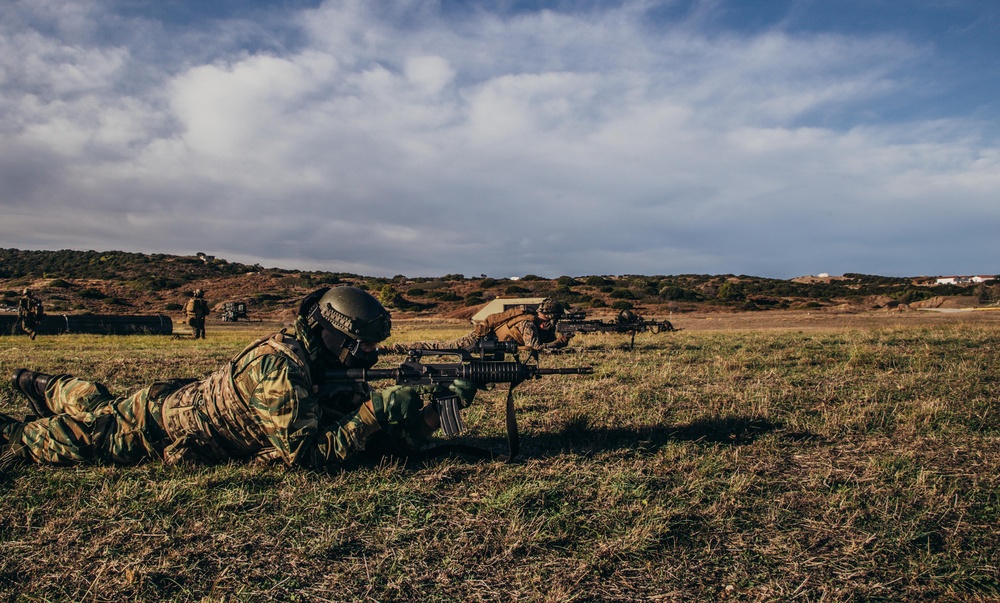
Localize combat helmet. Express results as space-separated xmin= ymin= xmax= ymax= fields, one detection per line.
xmin=617 ymin=309 xmax=638 ymax=324
xmin=537 ymin=298 xmax=564 ymax=319
xmin=193 ymin=289 xmax=204 ymax=298
xmin=301 ymin=286 xmax=391 ymax=368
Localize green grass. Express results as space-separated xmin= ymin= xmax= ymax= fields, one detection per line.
xmin=1 ymin=323 xmax=999 ymax=602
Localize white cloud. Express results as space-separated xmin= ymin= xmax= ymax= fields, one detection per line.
xmin=0 ymin=0 xmax=996 ymax=278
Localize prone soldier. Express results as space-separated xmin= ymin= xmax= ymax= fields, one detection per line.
xmin=1 ymin=287 xmax=477 ymax=469
xmin=384 ymin=297 xmax=573 ymax=355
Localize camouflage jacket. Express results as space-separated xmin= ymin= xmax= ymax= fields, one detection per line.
xmin=159 ymin=331 xmax=380 ymax=468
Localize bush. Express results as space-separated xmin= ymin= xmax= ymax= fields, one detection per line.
xmin=79 ymin=288 xmax=107 ymax=300
xmin=611 ymin=300 xmax=634 ymax=310
xmin=717 ymin=282 xmax=745 ymax=302
xmin=428 ymin=291 xmax=461 ymax=301
xmin=609 ymin=288 xmax=637 ymax=299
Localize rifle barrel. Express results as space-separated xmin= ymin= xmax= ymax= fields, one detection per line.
xmin=536 ymin=367 xmax=594 ymax=375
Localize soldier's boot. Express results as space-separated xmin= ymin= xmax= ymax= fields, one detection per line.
xmin=11 ymin=369 xmax=61 ymax=418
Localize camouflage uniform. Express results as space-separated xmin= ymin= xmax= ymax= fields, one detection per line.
xmin=16 ymin=290 xmax=43 ymax=340
xmin=386 ymin=307 xmax=569 ymax=354
xmin=2 ymin=329 xmax=422 ymax=468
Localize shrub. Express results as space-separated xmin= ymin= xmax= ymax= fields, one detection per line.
xmin=79 ymin=288 xmax=107 ymax=300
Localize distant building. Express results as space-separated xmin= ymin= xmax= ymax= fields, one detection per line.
xmin=935 ymin=275 xmax=994 ymax=285
xmin=470 ymin=297 xmax=546 ymax=323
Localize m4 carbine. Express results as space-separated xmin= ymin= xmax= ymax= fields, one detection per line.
xmin=324 ymin=347 xmax=593 ymax=461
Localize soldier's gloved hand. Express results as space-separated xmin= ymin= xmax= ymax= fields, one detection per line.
xmin=369 ymin=385 xmax=437 ymax=426
xmin=447 ymin=378 xmax=479 ymax=409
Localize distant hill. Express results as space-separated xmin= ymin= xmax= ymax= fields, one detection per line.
xmin=0 ymin=248 xmax=994 ymax=321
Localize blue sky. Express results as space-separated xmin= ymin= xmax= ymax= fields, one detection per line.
xmin=1 ymin=0 xmax=997 ymax=279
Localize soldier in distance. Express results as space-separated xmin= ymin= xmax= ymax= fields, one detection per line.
xmin=16 ymin=288 xmax=44 ymax=341
xmin=184 ymin=288 xmax=210 ymax=339
xmin=1 ymin=287 xmax=477 ymax=468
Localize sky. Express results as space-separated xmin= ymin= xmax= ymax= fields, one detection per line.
xmin=1 ymin=0 xmax=998 ymax=279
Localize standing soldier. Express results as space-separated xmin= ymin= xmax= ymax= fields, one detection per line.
xmin=1 ymin=286 xmax=478 ymax=468
xmin=184 ymin=289 xmax=210 ymax=339
xmin=16 ymin=288 xmax=44 ymax=340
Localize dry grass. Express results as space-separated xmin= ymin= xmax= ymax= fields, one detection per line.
xmin=1 ymin=314 xmax=999 ymax=602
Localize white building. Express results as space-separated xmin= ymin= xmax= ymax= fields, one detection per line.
xmin=935 ymin=275 xmax=994 ymax=285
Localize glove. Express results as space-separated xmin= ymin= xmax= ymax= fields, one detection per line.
xmin=369 ymin=385 xmax=437 ymax=426
xmin=448 ymin=378 xmax=478 ymax=409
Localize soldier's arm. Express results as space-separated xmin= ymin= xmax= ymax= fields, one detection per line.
xmin=298 ymin=402 xmax=384 ymax=469
xmin=519 ymin=320 xmax=542 ymax=350
xmin=240 ymin=356 xmax=380 ymax=468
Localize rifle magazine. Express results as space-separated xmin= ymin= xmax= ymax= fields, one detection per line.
xmin=437 ymin=395 xmax=466 ymax=437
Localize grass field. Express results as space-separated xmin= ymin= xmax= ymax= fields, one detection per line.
xmin=1 ymin=315 xmax=999 ymax=602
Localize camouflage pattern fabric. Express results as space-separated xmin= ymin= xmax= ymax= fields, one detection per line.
xmin=13 ymin=376 xmax=173 ymax=465
xmin=386 ymin=312 xmax=565 ymax=354
xmin=5 ymin=331 xmax=429 ymax=468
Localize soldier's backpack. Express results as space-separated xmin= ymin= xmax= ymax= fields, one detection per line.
xmin=472 ymin=306 xmax=536 ymax=338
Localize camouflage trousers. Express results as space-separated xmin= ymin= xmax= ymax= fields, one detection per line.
xmin=387 ymin=332 xmax=482 ymax=354
xmin=11 ymin=376 xmax=177 ymax=465
xmin=19 ymin=316 xmax=38 ymax=339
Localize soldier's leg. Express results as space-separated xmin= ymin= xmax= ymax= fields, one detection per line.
xmin=390 ymin=332 xmax=480 ymax=353
xmin=7 ymin=387 xmax=165 ymax=465
xmin=43 ymin=374 xmax=117 ymax=415
xmin=12 ymin=371 xmax=112 ymax=414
